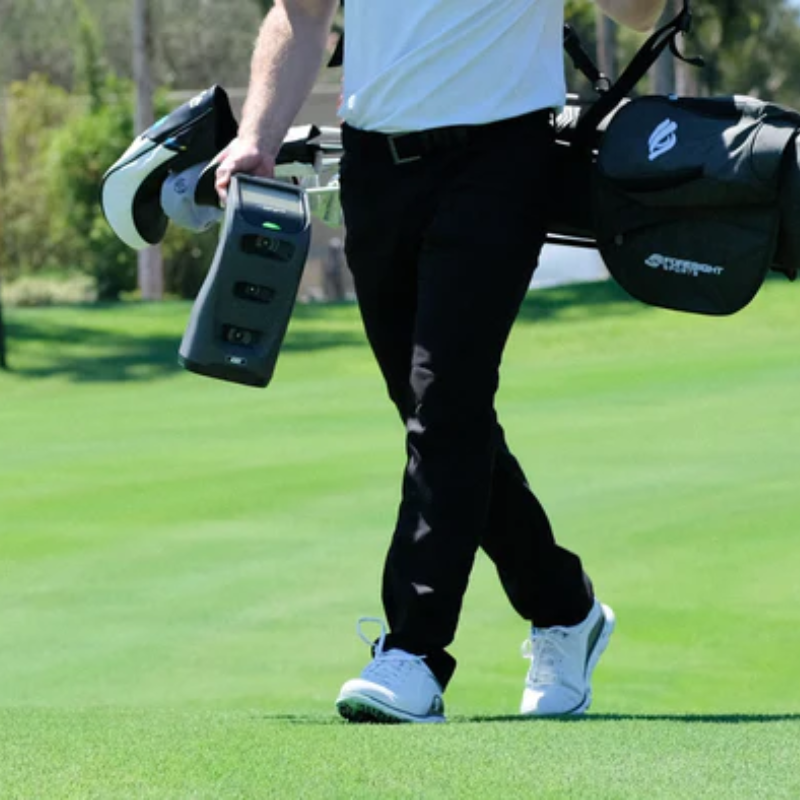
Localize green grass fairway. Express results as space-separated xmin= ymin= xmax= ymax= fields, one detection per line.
xmin=1 ymin=279 xmax=799 ymax=797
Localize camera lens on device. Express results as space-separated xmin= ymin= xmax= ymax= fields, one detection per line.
xmin=223 ymin=325 xmax=257 ymax=346
xmin=234 ymin=281 xmax=276 ymax=304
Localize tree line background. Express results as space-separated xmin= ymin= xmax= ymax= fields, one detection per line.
xmin=1 ymin=0 xmax=800 ymax=305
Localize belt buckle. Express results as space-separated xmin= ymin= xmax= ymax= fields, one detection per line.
xmin=387 ymin=134 xmax=422 ymax=165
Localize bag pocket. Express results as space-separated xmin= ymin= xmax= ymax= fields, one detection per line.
xmin=595 ymin=181 xmax=779 ymax=315
xmin=593 ymin=95 xmax=798 ymax=314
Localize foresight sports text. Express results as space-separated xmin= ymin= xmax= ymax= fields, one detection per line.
xmin=645 ymin=253 xmax=725 ymax=277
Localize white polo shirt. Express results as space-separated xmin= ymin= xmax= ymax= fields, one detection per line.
xmin=339 ymin=0 xmax=566 ymax=133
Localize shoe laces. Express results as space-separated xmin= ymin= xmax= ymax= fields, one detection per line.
xmin=356 ymin=617 xmax=428 ymax=689
xmin=521 ymin=627 xmax=570 ymax=685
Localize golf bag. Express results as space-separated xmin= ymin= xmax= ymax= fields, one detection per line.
xmin=592 ymin=94 xmax=800 ymax=315
xmin=550 ymin=0 xmax=800 ymax=315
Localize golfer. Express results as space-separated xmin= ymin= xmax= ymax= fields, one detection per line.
xmin=215 ymin=0 xmax=668 ymax=722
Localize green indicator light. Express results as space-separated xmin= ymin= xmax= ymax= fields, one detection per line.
xmin=262 ymin=221 xmax=282 ymax=231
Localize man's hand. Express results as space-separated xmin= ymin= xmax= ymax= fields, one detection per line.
xmin=214 ymin=0 xmax=338 ymax=204
xmin=595 ymin=0 xmax=668 ymax=32
xmin=214 ymin=138 xmax=277 ymax=205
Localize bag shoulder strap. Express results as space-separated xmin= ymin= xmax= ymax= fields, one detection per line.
xmin=563 ymin=24 xmax=611 ymax=95
xmin=574 ymin=0 xmax=703 ymax=143
xmin=328 ymin=0 xmax=345 ymax=67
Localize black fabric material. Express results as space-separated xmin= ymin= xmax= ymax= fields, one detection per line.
xmin=563 ymin=24 xmax=610 ymax=94
xmin=548 ymin=99 xmax=610 ymax=244
xmin=339 ymin=111 xmax=594 ymax=691
xmin=547 ymin=0 xmax=702 ymax=250
xmin=593 ymin=95 xmax=800 ymax=315
xmin=119 ymin=85 xmax=238 ymax=235
xmin=573 ymin=0 xmax=701 ymax=146
xmin=775 ymin=135 xmax=800 ymax=281
xmin=275 ymin=124 xmax=322 ymax=165
xmin=327 ymin=0 xmax=344 ymax=67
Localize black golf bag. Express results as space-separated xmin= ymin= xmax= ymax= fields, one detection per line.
xmin=550 ymin=0 xmax=800 ymax=316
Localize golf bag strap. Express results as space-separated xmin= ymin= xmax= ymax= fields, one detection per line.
xmin=574 ymin=0 xmax=704 ymax=144
xmin=329 ymin=32 xmax=344 ymax=68
xmin=328 ymin=0 xmax=344 ymax=67
xmin=563 ymin=24 xmax=610 ymax=95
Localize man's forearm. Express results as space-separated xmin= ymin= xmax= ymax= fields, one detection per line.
xmin=595 ymin=0 xmax=668 ymax=31
xmin=238 ymin=1 xmax=337 ymax=156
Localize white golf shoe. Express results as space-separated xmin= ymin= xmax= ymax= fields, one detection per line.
xmin=520 ymin=599 xmax=615 ymax=716
xmin=336 ymin=617 xmax=446 ymax=723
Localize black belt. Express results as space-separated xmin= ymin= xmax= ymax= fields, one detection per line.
xmin=342 ymin=109 xmax=552 ymax=166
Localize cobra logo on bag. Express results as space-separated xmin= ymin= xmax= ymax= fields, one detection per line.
xmin=648 ymin=118 xmax=678 ymax=161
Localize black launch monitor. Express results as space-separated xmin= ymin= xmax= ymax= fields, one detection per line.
xmin=178 ymin=174 xmax=311 ymax=388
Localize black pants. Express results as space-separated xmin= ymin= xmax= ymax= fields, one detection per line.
xmin=340 ymin=110 xmax=594 ymax=689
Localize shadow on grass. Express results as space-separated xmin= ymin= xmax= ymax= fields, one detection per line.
xmin=459 ymin=713 xmax=800 ymax=725
xmin=516 ymin=278 xmax=648 ymax=325
xmin=287 ymin=283 xmax=648 ymax=336
xmin=1 ymin=282 xmax=649 ymax=383
xmin=3 ymin=302 xmax=366 ymax=383
xmin=250 ymin=712 xmax=800 ymax=726
xmin=255 ymin=714 xmax=343 ymax=725
xmin=284 ymin=302 xmax=366 ymax=353
xmin=3 ymin=316 xmax=183 ymax=383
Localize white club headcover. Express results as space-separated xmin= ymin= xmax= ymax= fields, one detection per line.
xmin=160 ymin=162 xmax=223 ymax=233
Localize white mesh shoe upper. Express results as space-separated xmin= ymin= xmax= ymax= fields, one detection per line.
xmin=336 ymin=617 xmax=445 ymax=722
xmin=521 ymin=600 xmax=615 ymax=716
